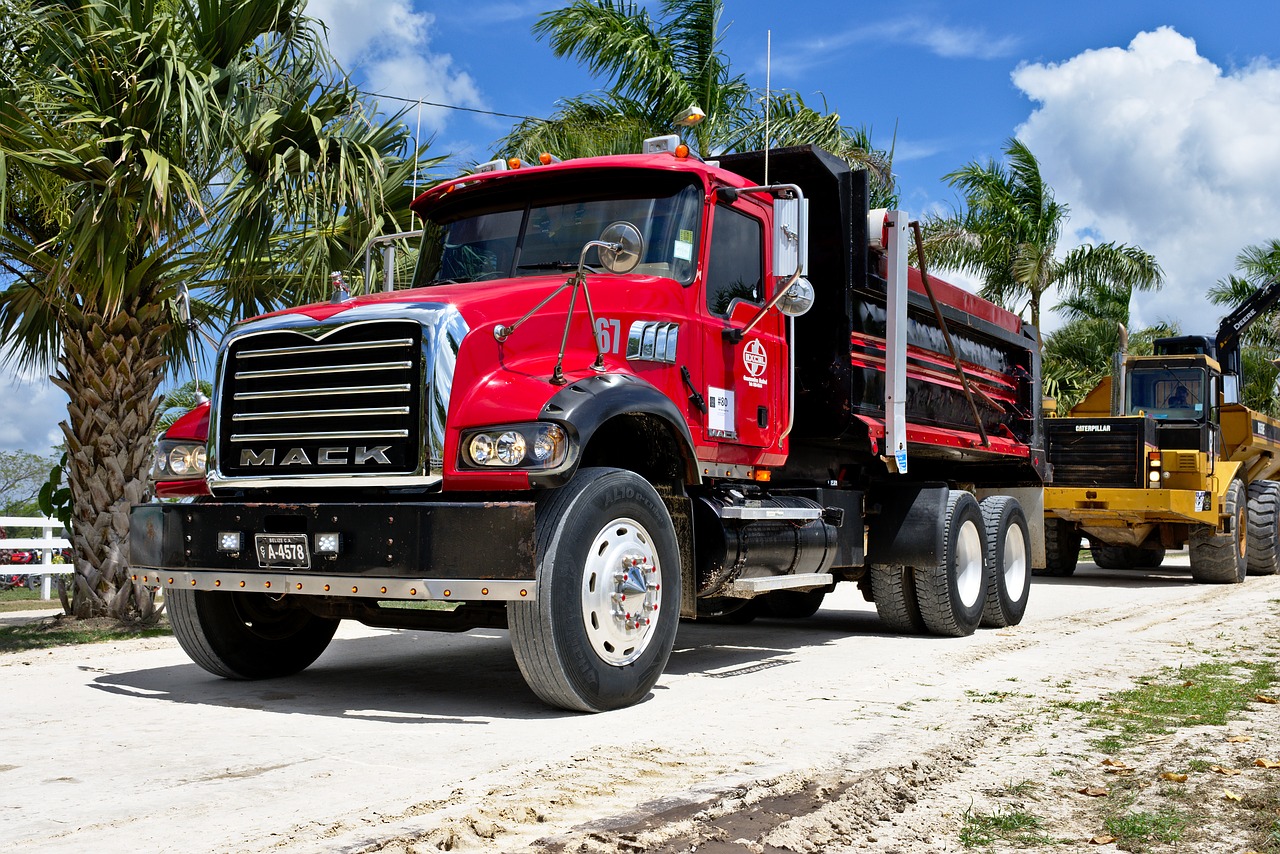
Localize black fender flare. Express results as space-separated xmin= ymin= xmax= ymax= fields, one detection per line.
xmin=533 ymin=373 xmax=700 ymax=488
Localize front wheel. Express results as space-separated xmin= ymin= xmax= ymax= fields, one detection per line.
xmin=1038 ymin=518 xmax=1081 ymax=577
xmin=1189 ymin=478 xmax=1248 ymax=584
xmin=167 ymin=587 xmax=339 ymax=679
xmin=509 ymin=467 xmax=681 ymax=712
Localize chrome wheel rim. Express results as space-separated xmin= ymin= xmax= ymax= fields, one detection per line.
xmin=1003 ymin=523 xmax=1028 ymax=599
xmin=580 ymin=516 xmax=661 ymax=666
xmin=955 ymin=518 xmax=985 ymax=608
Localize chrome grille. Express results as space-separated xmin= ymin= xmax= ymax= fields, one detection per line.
xmin=218 ymin=322 xmax=423 ymax=478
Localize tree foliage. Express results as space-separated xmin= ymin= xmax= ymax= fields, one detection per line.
xmin=922 ymin=138 xmax=1162 ymax=339
xmin=0 ymin=0 xmax=442 ymax=621
xmin=499 ymin=0 xmax=895 ymax=204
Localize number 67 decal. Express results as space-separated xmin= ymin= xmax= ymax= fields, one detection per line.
xmin=595 ymin=318 xmax=622 ymax=353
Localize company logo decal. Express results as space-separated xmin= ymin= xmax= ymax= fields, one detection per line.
xmin=742 ymin=339 xmax=768 ymax=389
xmin=1074 ymin=424 xmax=1111 ymax=432
xmin=240 ymin=446 xmax=393 ymax=467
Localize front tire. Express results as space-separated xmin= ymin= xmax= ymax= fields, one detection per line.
xmin=508 ymin=467 xmax=681 ymax=712
xmin=979 ymin=496 xmax=1030 ymax=628
xmin=167 ymin=587 xmax=339 ymax=679
xmin=913 ymin=491 xmax=987 ymax=637
xmin=1190 ymin=478 xmax=1248 ymax=584
xmin=1247 ymin=480 xmax=1280 ymax=576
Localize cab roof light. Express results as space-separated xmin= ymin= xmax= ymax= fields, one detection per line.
xmin=538 ymin=152 xmax=561 ymax=165
xmin=642 ymin=134 xmax=682 ymax=155
xmin=507 ymin=157 xmax=523 ymax=170
xmin=474 ymin=158 xmax=509 ymax=174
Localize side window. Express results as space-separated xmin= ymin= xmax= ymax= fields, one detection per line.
xmin=705 ymin=205 xmax=764 ymax=317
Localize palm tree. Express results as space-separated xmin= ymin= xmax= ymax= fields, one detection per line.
xmin=922 ymin=138 xmax=1163 ymax=340
xmin=0 ymin=0 xmax=441 ymax=622
xmin=499 ymin=0 xmax=895 ymax=204
xmin=1208 ymin=240 xmax=1280 ymax=415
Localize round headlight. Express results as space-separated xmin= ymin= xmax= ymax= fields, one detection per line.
xmin=168 ymin=447 xmax=191 ymax=475
xmin=193 ymin=446 xmax=207 ymax=474
xmin=531 ymin=425 xmax=565 ymax=463
xmin=469 ymin=434 xmax=494 ymax=465
xmin=496 ymin=431 xmax=527 ymax=465
xmin=1148 ymin=470 xmax=1161 ymax=483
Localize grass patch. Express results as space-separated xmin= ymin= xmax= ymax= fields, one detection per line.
xmin=1061 ymin=659 xmax=1277 ymax=752
xmin=1103 ymin=808 xmax=1189 ymax=846
xmin=0 ymin=587 xmax=62 ymax=613
xmin=0 ymin=615 xmax=169 ymax=653
xmin=959 ymin=806 xmax=1060 ymax=847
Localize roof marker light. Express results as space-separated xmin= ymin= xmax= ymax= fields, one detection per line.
xmin=507 ymin=157 xmax=523 ymax=170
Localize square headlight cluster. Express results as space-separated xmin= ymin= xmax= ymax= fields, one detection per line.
xmin=154 ymin=439 xmax=207 ymax=480
xmin=463 ymin=423 xmax=569 ymax=469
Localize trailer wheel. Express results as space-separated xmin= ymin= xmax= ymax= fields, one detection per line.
xmin=913 ymin=491 xmax=986 ymax=637
xmin=870 ymin=565 xmax=926 ymax=633
xmin=1038 ymin=518 xmax=1081 ymax=577
xmin=508 ymin=467 xmax=681 ymax=712
xmin=758 ymin=589 xmax=827 ymax=620
xmin=1189 ymin=478 xmax=1248 ymax=584
xmin=1246 ymin=480 xmax=1280 ymax=576
xmin=978 ymin=496 xmax=1030 ymax=628
xmin=167 ymin=587 xmax=338 ymax=679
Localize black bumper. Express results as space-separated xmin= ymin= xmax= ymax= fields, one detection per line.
xmin=130 ymin=500 xmax=537 ymax=581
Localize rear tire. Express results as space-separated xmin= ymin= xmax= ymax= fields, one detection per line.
xmin=870 ymin=565 xmax=926 ymax=634
xmin=167 ymin=587 xmax=339 ymax=679
xmin=1189 ymin=478 xmax=1248 ymax=584
xmin=1090 ymin=544 xmax=1129 ymax=570
xmin=913 ymin=491 xmax=986 ymax=637
xmin=508 ymin=467 xmax=681 ymax=712
xmin=1038 ymin=518 xmax=1081 ymax=577
xmin=979 ymin=496 xmax=1030 ymax=628
xmin=1247 ymin=480 xmax=1280 ymax=576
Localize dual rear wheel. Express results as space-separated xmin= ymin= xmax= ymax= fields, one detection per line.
xmin=872 ymin=491 xmax=1030 ymax=637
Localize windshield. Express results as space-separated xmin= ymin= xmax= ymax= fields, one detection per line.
xmin=1126 ymin=367 xmax=1208 ymax=420
xmin=415 ymin=180 xmax=703 ymax=286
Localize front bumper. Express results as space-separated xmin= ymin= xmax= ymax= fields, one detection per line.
xmin=130 ymin=499 xmax=537 ymax=602
xmin=1044 ymin=486 xmax=1215 ymax=526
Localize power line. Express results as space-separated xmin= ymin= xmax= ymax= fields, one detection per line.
xmin=369 ymin=91 xmax=543 ymax=123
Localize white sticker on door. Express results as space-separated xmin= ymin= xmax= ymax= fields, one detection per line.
xmin=708 ymin=386 xmax=736 ymax=437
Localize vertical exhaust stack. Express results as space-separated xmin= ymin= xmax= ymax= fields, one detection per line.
xmin=875 ymin=208 xmax=909 ymax=473
xmin=1111 ymin=323 xmax=1128 ymax=416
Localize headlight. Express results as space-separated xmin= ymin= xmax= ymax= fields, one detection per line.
xmin=155 ymin=440 xmax=208 ymax=480
xmin=462 ymin=423 xmax=569 ymax=469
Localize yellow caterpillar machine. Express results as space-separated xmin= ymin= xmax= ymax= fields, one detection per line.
xmin=1043 ymin=280 xmax=1280 ymax=582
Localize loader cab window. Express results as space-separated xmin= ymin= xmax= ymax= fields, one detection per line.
xmin=1127 ymin=367 xmax=1209 ymax=421
xmin=705 ymin=204 xmax=764 ymax=317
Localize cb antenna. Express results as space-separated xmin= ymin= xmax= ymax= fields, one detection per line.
xmin=764 ymin=29 xmax=771 ymax=186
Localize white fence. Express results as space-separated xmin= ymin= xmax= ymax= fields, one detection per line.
xmin=0 ymin=515 xmax=72 ymax=600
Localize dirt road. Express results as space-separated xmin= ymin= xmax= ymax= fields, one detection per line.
xmin=5 ymin=554 xmax=1280 ymax=853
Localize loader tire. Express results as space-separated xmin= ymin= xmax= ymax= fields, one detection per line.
xmin=1247 ymin=480 xmax=1280 ymax=576
xmin=1038 ymin=517 xmax=1081 ymax=577
xmin=1189 ymin=478 xmax=1248 ymax=584
xmin=1089 ymin=544 xmax=1129 ymax=570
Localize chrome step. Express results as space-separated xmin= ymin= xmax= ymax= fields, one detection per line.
xmin=726 ymin=572 xmax=833 ymax=595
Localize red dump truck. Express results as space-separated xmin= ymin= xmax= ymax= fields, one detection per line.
xmin=133 ymin=141 xmax=1047 ymax=711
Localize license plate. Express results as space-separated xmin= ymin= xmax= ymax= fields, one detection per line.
xmin=254 ymin=534 xmax=310 ymax=569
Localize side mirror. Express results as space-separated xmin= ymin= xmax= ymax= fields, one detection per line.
xmin=176 ymin=283 xmax=192 ymax=326
xmin=777 ymin=277 xmax=814 ymax=316
xmin=773 ymin=196 xmax=808 ymax=278
xmin=596 ymin=221 xmax=644 ymax=274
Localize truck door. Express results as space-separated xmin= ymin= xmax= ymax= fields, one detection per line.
xmin=699 ymin=199 xmax=787 ymax=455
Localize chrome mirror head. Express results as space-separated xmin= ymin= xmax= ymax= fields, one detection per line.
xmin=597 ymin=221 xmax=644 ymax=274
xmin=777 ymin=277 xmax=815 ymax=317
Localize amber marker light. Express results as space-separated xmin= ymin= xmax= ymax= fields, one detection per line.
xmin=214 ymin=579 xmax=221 ymax=587
xmin=481 ymin=587 xmax=490 ymax=596
xmin=239 ymin=580 xmax=246 ymax=588
xmin=753 ymin=469 xmax=772 ymax=482
xmin=351 ymin=586 xmax=359 ymax=594
xmin=380 ymin=586 xmax=387 ymax=594
xmin=443 ymin=589 xmax=452 ymax=597
xmin=674 ymin=144 xmax=689 ymax=159
xmin=323 ymin=584 xmax=331 ymax=592
xmin=296 ymin=583 xmax=303 ymax=590
xmin=539 ymin=152 xmax=553 ymax=165
xmin=507 ymin=157 xmax=522 ymax=169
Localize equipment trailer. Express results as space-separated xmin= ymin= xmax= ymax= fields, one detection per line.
xmin=134 ymin=141 xmax=1046 ymax=711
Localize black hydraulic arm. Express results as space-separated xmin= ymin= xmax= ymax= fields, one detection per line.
xmin=1216 ymin=277 xmax=1280 ymax=379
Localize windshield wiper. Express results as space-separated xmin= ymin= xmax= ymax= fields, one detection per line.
xmin=517 ymin=261 xmax=600 ymax=272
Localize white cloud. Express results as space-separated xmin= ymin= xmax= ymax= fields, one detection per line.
xmin=0 ymin=357 xmax=65 ymax=455
xmin=306 ymin=0 xmax=486 ymax=132
xmin=770 ymin=18 xmax=1019 ymax=78
xmin=1012 ymin=27 xmax=1280 ymax=333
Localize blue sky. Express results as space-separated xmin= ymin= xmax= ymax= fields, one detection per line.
xmin=5 ymin=0 xmax=1280 ymax=453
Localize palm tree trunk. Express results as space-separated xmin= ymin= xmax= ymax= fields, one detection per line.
xmin=50 ymin=299 xmax=169 ymax=622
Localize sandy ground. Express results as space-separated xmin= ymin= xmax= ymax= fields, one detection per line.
xmin=4 ymin=553 xmax=1280 ymax=853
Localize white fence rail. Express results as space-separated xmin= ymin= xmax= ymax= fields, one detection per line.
xmin=0 ymin=515 xmax=72 ymax=600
